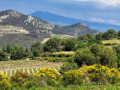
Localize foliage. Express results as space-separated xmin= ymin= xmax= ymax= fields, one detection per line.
xmin=10 ymin=46 xmax=28 ymax=60
xmin=73 ymin=44 xmax=117 ymax=68
xmin=35 ymin=67 xmax=59 ymax=86
xmin=32 ymin=49 xmax=40 ymax=57
xmin=23 ymin=81 xmax=39 ymax=89
xmin=78 ymin=35 xmax=89 ymax=42
xmin=59 ymin=62 xmax=78 ymax=74
xmin=0 ymin=51 xmax=8 ymax=61
xmin=0 ymin=73 xmax=11 ymax=90
xmin=64 ymin=40 xmax=75 ymax=51
xmin=44 ymin=38 xmax=61 ymax=52
xmin=73 ymin=47 xmax=98 ymax=66
xmin=79 ymin=64 xmax=120 ymax=84
xmin=87 ymin=38 xmax=102 ymax=46
xmin=102 ymin=29 xmax=117 ymax=40
xmin=61 ymin=69 xmax=86 ymax=85
xmin=95 ymin=33 xmax=103 ymax=40
xmin=11 ymin=71 xmax=29 ymax=85
xmin=76 ymin=41 xmax=86 ymax=49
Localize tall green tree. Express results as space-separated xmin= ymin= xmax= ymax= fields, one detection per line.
xmin=65 ymin=40 xmax=75 ymax=51
xmin=44 ymin=38 xmax=61 ymax=52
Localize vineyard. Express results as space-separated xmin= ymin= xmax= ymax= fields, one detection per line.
xmin=0 ymin=60 xmax=62 ymax=78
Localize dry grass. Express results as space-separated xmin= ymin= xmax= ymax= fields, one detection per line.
xmin=0 ymin=60 xmax=63 ymax=71
xmin=102 ymin=39 xmax=120 ymax=45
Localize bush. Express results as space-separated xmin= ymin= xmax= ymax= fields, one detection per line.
xmin=64 ymin=40 xmax=75 ymax=51
xmin=0 ymin=79 xmax=11 ymax=90
xmin=73 ymin=44 xmax=117 ymax=68
xmin=59 ymin=62 xmax=78 ymax=74
xmin=23 ymin=81 xmax=39 ymax=89
xmin=35 ymin=67 xmax=60 ymax=86
xmin=61 ymin=69 xmax=86 ymax=85
xmin=73 ymin=48 xmax=99 ymax=66
xmin=79 ymin=64 xmax=120 ymax=84
xmin=0 ymin=73 xmax=11 ymax=90
xmin=11 ymin=71 xmax=29 ymax=85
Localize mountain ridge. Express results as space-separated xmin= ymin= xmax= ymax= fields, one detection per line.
xmin=30 ymin=11 xmax=120 ymax=32
xmin=0 ymin=9 xmax=99 ymax=47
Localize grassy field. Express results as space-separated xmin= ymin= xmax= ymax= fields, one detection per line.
xmin=0 ymin=60 xmax=62 ymax=77
xmin=102 ymin=38 xmax=120 ymax=45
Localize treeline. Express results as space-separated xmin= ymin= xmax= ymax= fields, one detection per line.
xmin=0 ymin=29 xmax=120 ymax=61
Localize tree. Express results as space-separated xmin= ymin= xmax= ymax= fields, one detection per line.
xmin=31 ymin=41 xmax=43 ymax=52
xmin=86 ymin=33 xmax=93 ymax=39
xmin=65 ymin=40 xmax=75 ymax=51
xmin=32 ymin=49 xmax=40 ymax=57
xmin=118 ymin=30 xmax=120 ymax=37
xmin=0 ymin=51 xmax=8 ymax=61
xmin=44 ymin=38 xmax=61 ymax=52
xmin=95 ymin=33 xmax=103 ymax=40
xmin=73 ymin=48 xmax=98 ymax=66
xmin=73 ymin=44 xmax=117 ymax=68
xmin=10 ymin=46 xmax=27 ymax=60
xmin=102 ymin=29 xmax=116 ymax=40
xmin=76 ymin=41 xmax=86 ymax=49
xmin=78 ymin=35 xmax=89 ymax=42
xmin=87 ymin=38 xmax=102 ymax=46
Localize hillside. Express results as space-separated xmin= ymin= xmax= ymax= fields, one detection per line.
xmin=0 ymin=10 xmax=98 ymax=47
xmin=53 ymin=23 xmax=98 ymax=36
xmin=31 ymin=11 xmax=120 ymax=32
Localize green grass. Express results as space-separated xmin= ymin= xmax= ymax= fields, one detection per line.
xmin=7 ymin=70 xmax=10 ymax=77
xmin=25 ymin=69 xmax=27 ymax=73
xmin=29 ymin=69 xmax=33 ymax=74
xmin=54 ymin=66 xmax=59 ymax=71
xmin=20 ymin=69 xmax=23 ymax=72
xmin=12 ymin=70 xmax=14 ymax=75
xmin=33 ymin=68 xmax=37 ymax=73
xmin=3 ymin=71 xmax=6 ymax=75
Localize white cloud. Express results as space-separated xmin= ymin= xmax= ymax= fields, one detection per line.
xmin=72 ymin=0 xmax=120 ymax=7
xmin=108 ymin=20 xmax=120 ymax=25
xmin=89 ymin=17 xmax=120 ymax=25
xmin=89 ymin=17 xmax=106 ymax=23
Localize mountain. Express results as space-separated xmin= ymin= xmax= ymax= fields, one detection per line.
xmin=30 ymin=11 xmax=120 ymax=32
xmin=53 ymin=23 xmax=98 ymax=36
xmin=0 ymin=9 xmax=54 ymax=47
xmin=0 ymin=10 xmax=98 ymax=47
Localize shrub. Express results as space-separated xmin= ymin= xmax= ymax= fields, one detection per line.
xmin=61 ymin=69 xmax=86 ymax=85
xmin=0 ymin=73 xmax=11 ymax=90
xmin=79 ymin=64 xmax=120 ymax=84
xmin=73 ymin=44 xmax=117 ymax=68
xmin=59 ymin=62 xmax=78 ymax=74
xmin=0 ymin=79 xmax=11 ymax=90
xmin=23 ymin=81 xmax=39 ymax=89
xmin=35 ymin=67 xmax=60 ymax=86
xmin=11 ymin=71 xmax=29 ymax=85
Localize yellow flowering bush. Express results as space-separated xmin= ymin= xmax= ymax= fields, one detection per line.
xmin=0 ymin=73 xmax=11 ymax=90
xmin=61 ymin=70 xmax=86 ymax=85
xmin=35 ymin=67 xmax=60 ymax=86
xmin=79 ymin=64 xmax=120 ymax=84
xmin=11 ymin=71 xmax=29 ymax=85
xmin=0 ymin=79 xmax=11 ymax=90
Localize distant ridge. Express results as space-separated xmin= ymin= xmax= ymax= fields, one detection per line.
xmin=31 ymin=11 xmax=120 ymax=32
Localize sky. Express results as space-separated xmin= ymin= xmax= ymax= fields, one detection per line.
xmin=0 ymin=0 xmax=120 ymax=25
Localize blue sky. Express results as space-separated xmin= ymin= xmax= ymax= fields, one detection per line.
xmin=1 ymin=0 xmax=120 ymax=25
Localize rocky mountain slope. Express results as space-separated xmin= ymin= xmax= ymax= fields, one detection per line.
xmin=0 ymin=10 xmax=99 ymax=47
xmin=53 ymin=23 xmax=98 ymax=36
